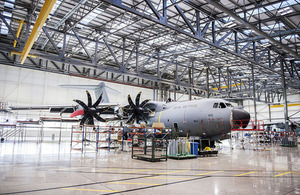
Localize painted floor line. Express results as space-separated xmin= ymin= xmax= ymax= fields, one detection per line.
xmin=234 ymin=171 xmax=258 ymax=177
xmin=194 ymin=171 xmax=224 ymax=176
xmin=61 ymin=188 xmax=120 ymax=192
xmin=121 ymin=169 xmax=154 ymax=173
xmin=273 ymin=171 xmax=293 ymax=177
xmin=147 ymin=177 xmax=195 ymax=180
xmin=108 ymin=182 xmax=161 ymax=186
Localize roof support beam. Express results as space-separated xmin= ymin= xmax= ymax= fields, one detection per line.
xmin=0 ymin=14 xmax=22 ymax=48
xmin=170 ymin=0 xmax=196 ymax=35
xmin=12 ymin=19 xmax=24 ymax=53
xmin=217 ymin=30 xmax=232 ymax=45
xmin=160 ymin=55 xmax=178 ymax=76
xmin=103 ymin=38 xmax=122 ymax=68
xmin=42 ymin=27 xmax=63 ymax=58
xmin=124 ymin=44 xmax=136 ymax=68
xmin=240 ymin=42 xmax=251 ymax=54
xmin=72 ymin=29 xmax=93 ymax=63
xmin=178 ymin=60 xmax=193 ymax=81
xmin=20 ymin=0 xmax=57 ymax=64
xmin=203 ymin=0 xmax=300 ymax=59
xmin=144 ymin=0 xmax=161 ymax=19
xmin=40 ymin=0 xmax=88 ymax=49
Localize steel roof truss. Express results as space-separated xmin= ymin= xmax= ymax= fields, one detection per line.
xmin=144 ymin=0 xmax=162 ymax=20
xmin=0 ymin=14 xmax=22 ymax=48
xmin=42 ymin=27 xmax=63 ymax=58
xmin=72 ymin=28 xmax=94 ymax=63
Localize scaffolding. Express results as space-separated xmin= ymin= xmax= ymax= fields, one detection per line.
xmin=230 ymin=120 xmax=265 ymax=150
xmin=70 ymin=125 xmax=124 ymax=153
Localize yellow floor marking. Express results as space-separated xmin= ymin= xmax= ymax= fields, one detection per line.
xmin=234 ymin=171 xmax=258 ymax=177
xmin=194 ymin=171 xmax=223 ymax=176
xmin=61 ymin=188 xmax=120 ymax=192
xmin=273 ymin=171 xmax=293 ymax=177
xmin=156 ymin=169 xmax=190 ymax=175
xmin=121 ymin=169 xmax=154 ymax=173
xmin=108 ymin=182 xmax=161 ymax=186
xmin=147 ymin=177 xmax=195 ymax=180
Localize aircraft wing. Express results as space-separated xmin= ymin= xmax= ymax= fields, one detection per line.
xmin=9 ymin=103 xmax=120 ymax=114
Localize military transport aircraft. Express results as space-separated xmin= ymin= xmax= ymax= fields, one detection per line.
xmin=117 ymin=92 xmax=250 ymax=141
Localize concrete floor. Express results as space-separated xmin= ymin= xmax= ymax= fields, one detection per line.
xmin=0 ymin=141 xmax=299 ymax=195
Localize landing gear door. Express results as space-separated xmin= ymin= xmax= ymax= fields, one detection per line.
xmin=173 ymin=123 xmax=179 ymax=139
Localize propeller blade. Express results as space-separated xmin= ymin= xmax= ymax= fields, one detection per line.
xmin=86 ymin=90 xmax=92 ymax=107
xmin=136 ymin=116 xmax=140 ymax=124
xmin=135 ymin=92 xmax=141 ymax=106
xmin=126 ymin=114 xmax=135 ymax=124
xmin=128 ymin=95 xmax=135 ymax=108
xmin=140 ymin=99 xmax=150 ymax=107
xmin=73 ymin=99 xmax=88 ymax=110
xmin=87 ymin=116 xmax=94 ymax=125
xmin=70 ymin=109 xmax=84 ymax=118
xmin=92 ymin=93 xmax=103 ymax=108
xmin=141 ymin=115 xmax=148 ymax=124
xmin=93 ymin=114 xmax=107 ymax=122
xmin=80 ymin=116 xmax=87 ymax=125
xmin=97 ymin=106 xmax=110 ymax=113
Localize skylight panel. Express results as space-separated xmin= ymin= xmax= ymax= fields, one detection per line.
xmin=0 ymin=11 xmax=12 ymax=34
xmin=80 ymin=8 xmax=103 ymax=25
xmin=4 ymin=0 xmax=15 ymax=9
xmin=50 ymin=0 xmax=62 ymax=15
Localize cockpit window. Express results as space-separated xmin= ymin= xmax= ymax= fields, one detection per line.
xmin=213 ymin=103 xmax=218 ymax=108
xmin=219 ymin=102 xmax=226 ymax=108
xmin=225 ymin=103 xmax=233 ymax=107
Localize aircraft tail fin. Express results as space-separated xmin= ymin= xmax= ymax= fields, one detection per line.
xmin=59 ymin=82 xmax=121 ymax=103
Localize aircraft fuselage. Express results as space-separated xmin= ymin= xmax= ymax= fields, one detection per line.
xmin=147 ymin=99 xmax=234 ymax=140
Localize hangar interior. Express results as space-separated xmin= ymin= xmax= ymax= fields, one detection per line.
xmin=0 ymin=0 xmax=300 ymax=194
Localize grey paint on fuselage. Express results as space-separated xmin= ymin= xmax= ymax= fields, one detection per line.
xmin=146 ymin=99 xmax=233 ymax=139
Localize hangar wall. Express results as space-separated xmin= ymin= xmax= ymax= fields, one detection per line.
xmin=0 ymin=65 xmax=155 ymax=140
xmin=0 ymin=65 xmax=154 ymax=106
xmin=243 ymin=94 xmax=300 ymax=122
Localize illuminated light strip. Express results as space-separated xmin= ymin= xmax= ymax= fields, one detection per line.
xmin=194 ymin=171 xmax=223 ymax=176
xmin=61 ymin=188 xmax=120 ymax=192
xmin=147 ymin=177 xmax=195 ymax=180
xmin=273 ymin=171 xmax=293 ymax=177
xmin=212 ymin=83 xmax=244 ymax=90
xmin=270 ymin=103 xmax=300 ymax=108
xmin=121 ymin=169 xmax=154 ymax=173
xmin=108 ymin=182 xmax=161 ymax=186
xmin=156 ymin=169 xmax=190 ymax=175
xmin=234 ymin=171 xmax=257 ymax=177
xmin=158 ymin=111 xmax=162 ymax=123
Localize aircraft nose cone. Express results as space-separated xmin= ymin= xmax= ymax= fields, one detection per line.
xmin=232 ymin=108 xmax=250 ymax=128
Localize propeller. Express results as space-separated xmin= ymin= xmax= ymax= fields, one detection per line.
xmin=70 ymin=90 xmax=109 ymax=125
xmin=124 ymin=92 xmax=150 ymax=124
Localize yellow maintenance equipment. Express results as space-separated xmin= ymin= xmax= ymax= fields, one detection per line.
xmin=204 ymin=147 xmax=211 ymax=151
xmin=11 ymin=19 xmax=24 ymax=56
xmin=20 ymin=0 xmax=57 ymax=64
